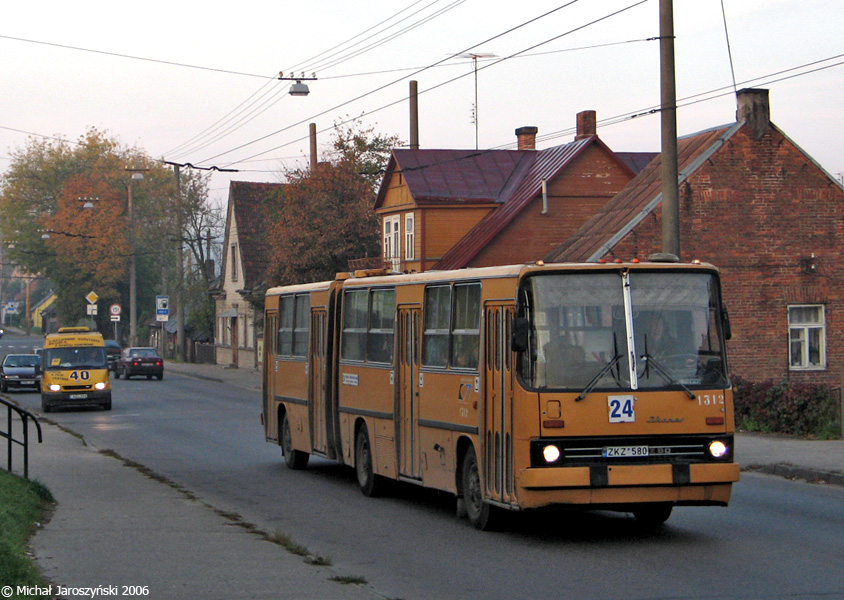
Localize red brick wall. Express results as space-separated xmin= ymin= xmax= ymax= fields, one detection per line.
xmin=609 ymin=125 xmax=844 ymax=385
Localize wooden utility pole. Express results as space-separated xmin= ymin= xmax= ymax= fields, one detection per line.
xmin=660 ymin=0 xmax=680 ymax=259
xmin=175 ymin=164 xmax=186 ymax=362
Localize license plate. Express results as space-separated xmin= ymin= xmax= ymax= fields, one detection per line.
xmin=69 ymin=393 xmax=88 ymax=400
xmin=603 ymin=445 xmax=649 ymax=458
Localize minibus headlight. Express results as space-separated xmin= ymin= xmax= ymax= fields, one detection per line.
xmin=708 ymin=440 xmax=729 ymax=459
xmin=49 ymin=384 xmax=61 ymax=392
xmin=95 ymin=382 xmax=107 ymax=390
xmin=542 ymin=444 xmax=561 ymax=464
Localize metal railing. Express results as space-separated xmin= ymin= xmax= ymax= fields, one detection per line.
xmin=1 ymin=397 xmax=43 ymax=479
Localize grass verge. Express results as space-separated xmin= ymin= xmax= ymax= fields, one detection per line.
xmin=0 ymin=470 xmax=54 ymax=599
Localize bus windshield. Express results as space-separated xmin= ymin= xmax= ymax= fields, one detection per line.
xmin=44 ymin=347 xmax=108 ymax=371
xmin=518 ymin=271 xmax=728 ymax=391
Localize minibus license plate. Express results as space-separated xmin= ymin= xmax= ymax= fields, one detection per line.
xmin=603 ymin=445 xmax=649 ymax=458
xmin=69 ymin=393 xmax=88 ymax=400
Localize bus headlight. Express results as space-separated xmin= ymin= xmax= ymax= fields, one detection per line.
xmin=542 ymin=444 xmax=561 ymax=464
xmin=94 ymin=382 xmax=107 ymax=390
xmin=708 ymin=440 xmax=729 ymax=459
xmin=49 ymin=384 xmax=61 ymax=392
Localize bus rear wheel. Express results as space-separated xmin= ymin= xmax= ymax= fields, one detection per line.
xmin=355 ymin=424 xmax=383 ymax=497
xmin=462 ymin=446 xmax=494 ymax=530
xmin=281 ymin=412 xmax=309 ymax=470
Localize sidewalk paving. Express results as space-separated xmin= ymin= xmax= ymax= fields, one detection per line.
xmin=22 ymin=369 xmax=382 ymax=600
xmin=4 ymin=353 xmax=843 ymax=600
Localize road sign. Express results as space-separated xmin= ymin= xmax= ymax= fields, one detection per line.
xmin=85 ymin=291 xmax=99 ymax=304
xmin=110 ymin=315 xmax=120 ymax=322
xmin=110 ymin=304 xmax=122 ymax=316
xmin=86 ymin=304 xmax=98 ymax=316
xmin=5 ymin=301 xmax=17 ymax=314
xmin=156 ymin=295 xmax=170 ymax=322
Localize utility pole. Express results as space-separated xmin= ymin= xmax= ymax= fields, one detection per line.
xmin=659 ymin=0 xmax=680 ymax=259
xmin=175 ymin=164 xmax=186 ymax=362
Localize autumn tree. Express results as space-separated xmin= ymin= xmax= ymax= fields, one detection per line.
xmin=265 ymin=120 xmax=401 ymax=287
xmin=0 ymin=128 xmax=215 ymax=337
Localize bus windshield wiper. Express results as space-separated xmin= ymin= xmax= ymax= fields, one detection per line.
xmin=577 ymin=333 xmax=625 ymax=402
xmin=575 ymin=352 xmax=622 ymax=402
xmin=640 ymin=353 xmax=696 ymax=399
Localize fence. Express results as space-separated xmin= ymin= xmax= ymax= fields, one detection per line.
xmin=1 ymin=397 xmax=43 ymax=479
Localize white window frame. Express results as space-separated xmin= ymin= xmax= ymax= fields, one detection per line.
xmin=383 ymin=215 xmax=401 ymax=270
xmin=788 ymin=304 xmax=826 ymax=370
xmin=405 ymin=212 xmax=416 ymax=261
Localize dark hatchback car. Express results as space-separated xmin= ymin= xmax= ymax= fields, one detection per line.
xmin=1 ymin=353 xmax=41 ymax=392
xmin=104 ymin=339 xmax=121 ymax=371
xmin=116 ymin=347 xmax=164 ymax=380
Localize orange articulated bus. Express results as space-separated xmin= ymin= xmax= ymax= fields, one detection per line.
xmin=262 ymin=259 xmax=739 ymax=529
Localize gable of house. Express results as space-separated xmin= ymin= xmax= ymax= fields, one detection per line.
xmin=220 ymin=181 xmax=284 ymax=291
xmin=545 ymin=89 xmax=844 ymax=386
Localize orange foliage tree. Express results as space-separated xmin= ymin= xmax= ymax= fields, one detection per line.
xmin=40 ymin=175 xmax=131 ymax=308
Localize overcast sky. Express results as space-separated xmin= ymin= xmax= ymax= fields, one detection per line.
xmin=2 ymin=0 xmax=842 ymax=208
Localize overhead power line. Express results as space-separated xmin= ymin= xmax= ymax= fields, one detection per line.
xmin=212 ymin=0 xmax=648 ymax=169
xmin=196 ymin=0 xmax=590 ymax=167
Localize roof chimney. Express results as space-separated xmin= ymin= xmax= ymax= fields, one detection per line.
xmin=515 ymin=126 xmax=538 ymax=150
xmin=575 ymin=110 xmax=596 ymax=140
xmin=737 ymin=88 xmax=770 ymax=140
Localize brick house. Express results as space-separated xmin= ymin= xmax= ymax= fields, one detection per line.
xmin=212 ymin=181 xmax=283 ymax=369
xmin=546 ymin=89 xmax=844 ymax=386
xmin=374 ymin=111 xmax=650 ymax=272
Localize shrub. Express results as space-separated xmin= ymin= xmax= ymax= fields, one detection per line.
xmin=732 ymin=375 xmax=841 ymax=439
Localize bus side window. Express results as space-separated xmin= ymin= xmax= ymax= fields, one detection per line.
xmin=451 ymin=283 xmax=480 ymax=370
xmin=342 ymin=290 xmax=369 ymax=362
xmin=423 ymin=285 xmax=451 ymax=367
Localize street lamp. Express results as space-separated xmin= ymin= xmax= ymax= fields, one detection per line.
xmin=278 ymin=72 xmax=317 ymax=97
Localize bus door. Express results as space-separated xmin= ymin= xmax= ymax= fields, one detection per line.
xmin=397 ymin=305 xmax=421 ymax=479
xmin=483 ymin=302 xmax=516 ymax=506
xmin=309 ymin=309 xmax=328 ymax=455
xmin=265 ymin=310 xmax=278 ymax=441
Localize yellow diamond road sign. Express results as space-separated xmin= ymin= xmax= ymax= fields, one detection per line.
xmin=85 ymin=291 xmax=98 ymax=304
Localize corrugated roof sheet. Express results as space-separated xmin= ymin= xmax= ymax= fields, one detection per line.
xmin=391 ymin=149 xmax=534 ymax=204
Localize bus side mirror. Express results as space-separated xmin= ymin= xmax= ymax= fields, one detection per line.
xmin=512 ymin=317 xmax=530 ymax=352
xmin=721 ymin=308 xmax=732 ymax=340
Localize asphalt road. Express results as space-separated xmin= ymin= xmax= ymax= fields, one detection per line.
xmin=3 ymin=332 xmax=843 ymax=600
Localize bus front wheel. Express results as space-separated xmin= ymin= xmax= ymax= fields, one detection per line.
xmin=462 ymin=446 xmax=494 ymax=530
xmin=355 ymin=425 xmax=383 ymax=497
xmin=281 ymin=413 xmax=309 ymax=470
xmin=632 ymin=503 xmax=673 ymax=527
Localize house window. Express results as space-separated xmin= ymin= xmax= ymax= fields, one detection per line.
xmin=230 ymin=244 xmax=238 ymax=281
xmin=788 ymin=305 xmax=826 ymax=369
xmin=405 ymin=213 xmax=415 ymax=261
xmin=383 ymin=215 xmax=400 ymax=270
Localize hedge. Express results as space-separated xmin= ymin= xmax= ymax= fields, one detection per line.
xmin=732 ymin=375 xmax=842 ymax=439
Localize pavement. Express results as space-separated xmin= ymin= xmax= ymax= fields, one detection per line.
xmin=3 ymin=356 xmax=844 ymax=600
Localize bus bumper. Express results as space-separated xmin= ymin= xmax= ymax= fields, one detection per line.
xmin=517 ymin=462 xmax=740 ymax=509
xmin=41 ymin=389 xmax=112 ymax=411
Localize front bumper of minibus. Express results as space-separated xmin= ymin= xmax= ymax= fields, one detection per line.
xmin=41 ymin=388 xmax=112 ymax=410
